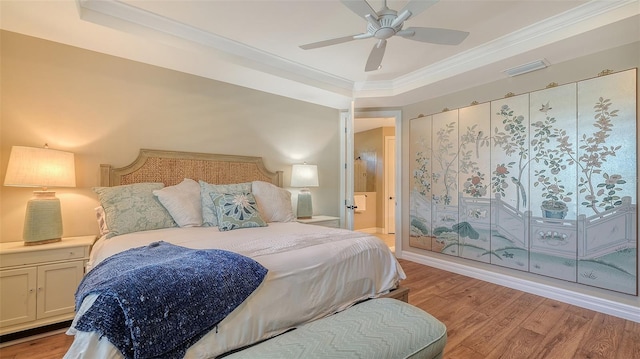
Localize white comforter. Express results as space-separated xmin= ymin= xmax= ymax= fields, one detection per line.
xmin=64 ymin=222 xmax=405 ymax=359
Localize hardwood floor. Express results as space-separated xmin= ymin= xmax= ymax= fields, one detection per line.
xmin=1 ymin=259 xmax=638 ymax=358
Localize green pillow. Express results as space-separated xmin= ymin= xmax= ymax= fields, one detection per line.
xmin=210 ymin=192 xmax=267 ymax=231
xmin=94 ymin=183 xmax=177 ymax=238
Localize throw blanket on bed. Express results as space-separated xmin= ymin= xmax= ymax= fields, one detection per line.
xmin=73 ymin=241 xmax=268 ymax=359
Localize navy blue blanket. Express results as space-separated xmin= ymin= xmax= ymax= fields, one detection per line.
xmin=74 ymin=241 xmax=268 ymax=359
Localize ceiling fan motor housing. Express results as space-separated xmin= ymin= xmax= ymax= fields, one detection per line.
xmin=369 ymin=9 xmax=405 ymax=40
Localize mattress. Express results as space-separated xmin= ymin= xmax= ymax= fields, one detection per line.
xmin=64 ymin=222 xmax=405 ymax=358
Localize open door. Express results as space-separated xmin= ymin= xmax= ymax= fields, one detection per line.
xmin=340 ymin=106 xmax=355 ymax=230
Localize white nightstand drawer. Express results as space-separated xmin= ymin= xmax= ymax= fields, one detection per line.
xmin=0 ymin=246 xmax=86 ymax=268
xmin=0 ymin=236 xmax=95 ymax=269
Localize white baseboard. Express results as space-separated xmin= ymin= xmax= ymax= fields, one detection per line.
xmin=400 ymin=251 xmax=640 ymax=323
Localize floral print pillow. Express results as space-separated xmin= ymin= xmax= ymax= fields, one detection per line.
xmin=200 ymin=181 xmax=252 ymax=227
xmin=210 ymin=192 xmax=267 ymax=231
xmin=94 ymin=183 xmax=177 ymax=238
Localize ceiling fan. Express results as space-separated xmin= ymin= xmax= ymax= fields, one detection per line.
xmin=300 ymin=0 xmax=469 ymax=72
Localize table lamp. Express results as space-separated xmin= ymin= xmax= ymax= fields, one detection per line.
xmin=4 ymin=145 xmax=76 ymax=245
xmin=291 ymin=163 xmax=319 ymax=219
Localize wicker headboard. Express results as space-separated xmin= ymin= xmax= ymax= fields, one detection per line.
xmin=100 ymin=149 xmax=283 ymax=187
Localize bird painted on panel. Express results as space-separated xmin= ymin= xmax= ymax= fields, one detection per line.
xmin=511 ymin=177 xmax=527 ymax=207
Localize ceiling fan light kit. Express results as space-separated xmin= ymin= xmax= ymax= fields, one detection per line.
xmin=300 ymin=0 xmax=469 ymax=72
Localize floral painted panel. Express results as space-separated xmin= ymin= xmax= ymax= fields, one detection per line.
xmin=528 ymin=83 xmax=579 ymax=282
xmin=490 ymin=94 xmax=530 ymax=271
xmin=457 ymin=103 xmax=492 ymax=263
xmin=576 ymin=70 xmax=637 ymax=294
xmin=431 ymin=111 xmax=460 ymax=257
xmin=410 ymin=115 xmax=434 ymax=251
xmin=409 ymin=69 xmax=637 ymax=295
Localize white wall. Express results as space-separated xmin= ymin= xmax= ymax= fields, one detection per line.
xmin=0 ymin=31 xmax=342 ymax=242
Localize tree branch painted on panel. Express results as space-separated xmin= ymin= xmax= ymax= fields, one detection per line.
xmin=432 ymin=123 xmax=490 ymax=205
xmin=555 ymin=97 xmax=627 ymax=214
xmin=492 ymin=105 xmax=529 ymax=211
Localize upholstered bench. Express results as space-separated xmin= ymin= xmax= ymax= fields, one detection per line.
xmin=225 ymin=298 xmax=447 ymax=359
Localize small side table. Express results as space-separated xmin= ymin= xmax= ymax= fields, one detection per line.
xmin=296 ymin=215 xmax=340 ymax=228
xmin=0 ymin=235 xmax=96 ymax=335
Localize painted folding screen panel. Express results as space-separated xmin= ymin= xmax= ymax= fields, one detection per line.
xmin=431 ymin=111 xmax=460 ymax=257
xmin=457 ymin=103 xmax=492 ymax=263
xmin=527 ymin=83 xmax=579 ymax=282
xmin=410 ymin=115 xmax=434 ymax=251
xmin=409 ymin=69 xmax=637 ymax=295
xmin=575 ymin=70 xmax=637 ymax=294
xmin=490 ymin=94 xmax=531 ymax=271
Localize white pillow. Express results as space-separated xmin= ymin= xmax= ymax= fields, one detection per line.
xmin=94 ymin=206 xmax=109 ymax=237
xmin=251 ymin=181 xmax=295 ymax=223
xmin=153 ymin=178 xmax=203 ymax=227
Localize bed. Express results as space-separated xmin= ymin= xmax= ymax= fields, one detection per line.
xmin=64 ymin=149 xmax=406 ymax=359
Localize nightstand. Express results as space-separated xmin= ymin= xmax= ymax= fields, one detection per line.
xmin=296 ymin=215 xmax=340 ymax=228
xmin=0 ymin=235 xmax=95 ymax=335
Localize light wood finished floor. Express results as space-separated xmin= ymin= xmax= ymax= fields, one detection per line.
xmin=1 ymin=259 xmax=638 ymax=358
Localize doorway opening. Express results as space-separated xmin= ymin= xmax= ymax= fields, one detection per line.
xmin=353 ymin=116 xmax=396 ymax=250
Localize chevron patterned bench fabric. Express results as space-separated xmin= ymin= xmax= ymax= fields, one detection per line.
xmin=225 ymin=298 xmax=447 ymax=359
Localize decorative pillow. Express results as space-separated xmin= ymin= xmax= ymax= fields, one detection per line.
xmin=153 ymin=178 xmax=202 ymax=227
xmin=251 ymin=181 xmax=295 ymax=222
xmin=94 ymin=183 xmax=177 ymax=239
xmin=200 ymin=181 xmax=251 ymax=227
xmin=210 ymin=192 xmax=267 ymax=231
xmin=94 ymin=206 xmax=110 ymax=237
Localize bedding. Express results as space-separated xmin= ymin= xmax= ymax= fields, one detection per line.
xmin=94 ymin=183 xmax=177 ymax=238
xmin=74 ymin=242 xmax=267 ymax=359
xmin=153 ymin=178 xmax=203 ymax=227
xmin=65 ymin=222 xmax=405 ymax=359
xmin=199 ymin=181 xmax=251 ymax=227
xmin=210 ymin=192 xmax=267 ymax=231
xmin=251 ymin=180 xmax=295 ymax=222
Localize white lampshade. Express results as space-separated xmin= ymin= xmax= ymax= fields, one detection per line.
xmin=291 ymin=164 xmax=318 ymax=220
xmin=290 ymin=164 xmax=319 ymax=188
xmin=4 ymin=146 xmax=76 ymax=188
xmin=4 ymin=145 xmax=76 ymax=245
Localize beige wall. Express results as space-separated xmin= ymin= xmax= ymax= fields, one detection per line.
xmin=400 ymin=41 xmax=640 ymax=307
xmin=0 ymin=31 xmax=341 ymax=242
xmin=354 ymin=126 xmax=395 ymax=230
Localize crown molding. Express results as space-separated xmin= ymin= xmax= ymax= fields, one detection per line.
xmin=353 ymin=0 xmax=639 ymax=98
xmin=77 ymin=0 xmax=355 ymax=97
xmin=76 ymin=0 xmax=637 ymax=104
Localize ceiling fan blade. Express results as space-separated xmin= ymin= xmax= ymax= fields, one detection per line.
xmin=299 ymin=35 xmax=358 ymax=50
xmin=365 ymin=39 xmax=386 ymax=72
xmin=341 ymin=0 xmax=378 ymax=20
xmin=399 ymin=27 xmax=469 ymax=45
xmin=390 ymin=9 xmax=412 ymax=28
xmin=398 ymin=0 xmax=439 ymax=19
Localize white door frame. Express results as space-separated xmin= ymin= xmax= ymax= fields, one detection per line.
xmin=384 ymin=135 xmax=396 ymax=234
